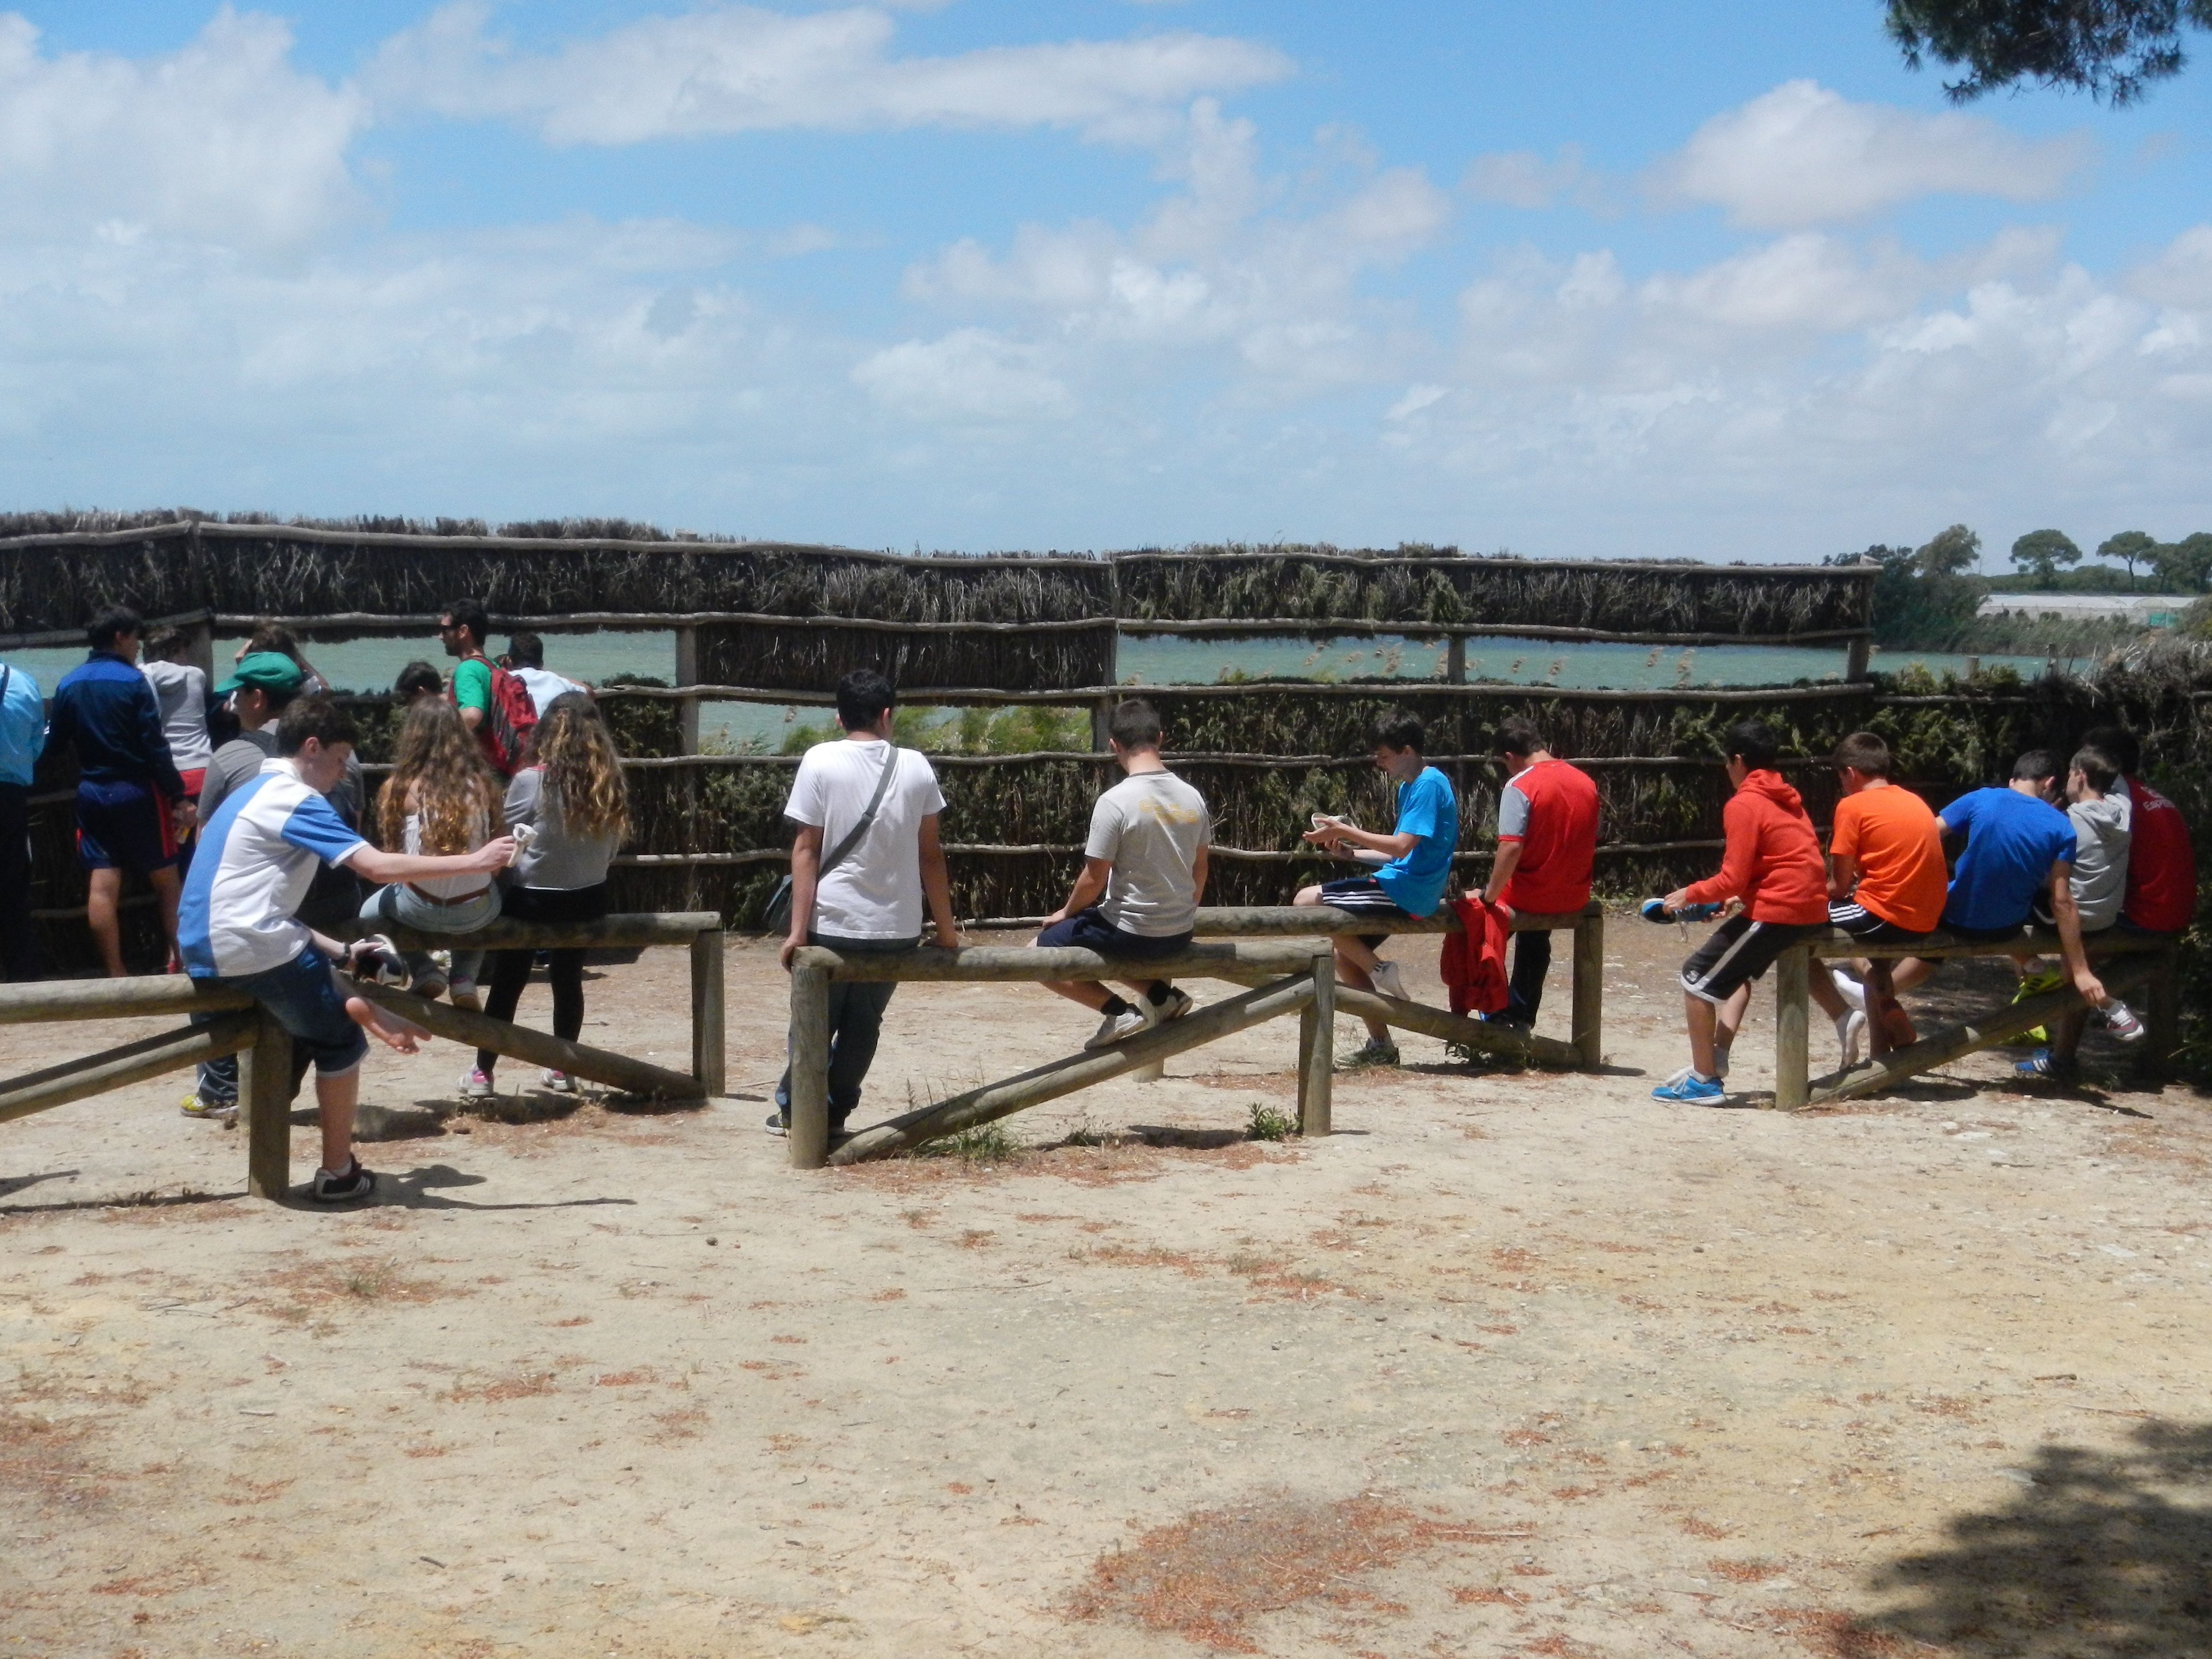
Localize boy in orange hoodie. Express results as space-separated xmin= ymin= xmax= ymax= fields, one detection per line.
xmin=1652 ymin=720 xmax=1831 ymax=1102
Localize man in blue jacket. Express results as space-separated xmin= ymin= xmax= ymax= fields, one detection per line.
xmin=0 ymin=650 xmax=44 ymax=980
xmin=45 ymin=606 xmax=194 ymax=976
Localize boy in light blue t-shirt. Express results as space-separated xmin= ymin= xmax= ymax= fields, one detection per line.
xmin=1294 ymin=709 xmax=1458 ymax=1066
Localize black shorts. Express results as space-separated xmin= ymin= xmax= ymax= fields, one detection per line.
xmin=1827 ymin=901 xmax=1928 ymax=945
xmin=1316 ymin=876 xmax=1413 ymax=951
xmin=1680 ymin=915 xmax=1818 ymax=1005
xmin=1035 ymin=905 xmax=1191 ymax=959
xmin=1945 ymin=919 xmax=2030 ymax=944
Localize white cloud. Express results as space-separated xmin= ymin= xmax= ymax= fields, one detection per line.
xmin=0 ymin=8 xmax=366 ymax=249
xmin=366 ymin=1 xmax=1292 ymax=144
xmin=2128 ymin=225 xmax=2212 ymax=309
xmin=1653 ymin=80 xmax=2089 ymax=229
xmin=1463 ymin=144 xmax=1600 ymax=212
xmin=851 ymin=327 xmax=1073 ymax=421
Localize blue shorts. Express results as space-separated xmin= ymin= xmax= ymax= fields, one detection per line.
xmin=1035 ymin=906 xmax=1191 ymax=959
xmin=76 ymin=780 xmax=180 ymax=877
xmin=221 ymin=949 xmax=368 ymax=1076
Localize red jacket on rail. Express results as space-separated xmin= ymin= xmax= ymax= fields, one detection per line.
xmin=1438 ymin=896 xmax=1511 ymax=1016
xmin=1680 ymin=769 xmax=1827 ymax=925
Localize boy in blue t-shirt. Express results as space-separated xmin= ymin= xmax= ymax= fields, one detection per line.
xmin=1294 ymin=709 xmax=1458 ymax=1066
xmin=1889 ymin=749 xmax=2107 ymax=1012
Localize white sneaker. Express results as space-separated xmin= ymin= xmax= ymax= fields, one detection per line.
xmin=540 ymin=1069 xmax=578 ymax=1094
xmin=1086 ymin=1007 xmax=1150 ymax=1049
xmin=1837 ymin=1011 xmax=1865 ymax=1068
xmin=458 ymin=1068 xmax=494 ymax=1100
xmin=1148 ymin=986 xmax=1194 ymax=1023
xmin=2094 ymin=999 xmax=2146 ymax=1043
xmin=449 ymin=981 xmax=482 ymax=1014
xmin=1370 ymin=960 xmax=1409 ymax=1002
xmin=1830 ymin=969 xmax=1867 ymax=1014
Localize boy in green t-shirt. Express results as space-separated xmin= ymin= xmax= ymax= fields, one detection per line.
xmin=439 ymin=597 xmax=495 ymax=732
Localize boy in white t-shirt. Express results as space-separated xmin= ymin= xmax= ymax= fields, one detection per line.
xmin=179 ymin=698 xmax=514 ymax=1202
xmin=1034 ymin=699 xmax=1212 ymax=1048
xmin=772 ymin=671 xmax=957 ymax=1137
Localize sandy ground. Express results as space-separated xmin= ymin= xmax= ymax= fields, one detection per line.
xmin=3 ymin=918 xmax=2209 ymax=1659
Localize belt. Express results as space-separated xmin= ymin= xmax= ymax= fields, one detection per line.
xmin=406 ymin=883 xmax=490 ymax=908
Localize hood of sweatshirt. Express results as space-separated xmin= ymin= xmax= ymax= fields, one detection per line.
xmin=1736 ymin=768 xmax=1805 ymax=816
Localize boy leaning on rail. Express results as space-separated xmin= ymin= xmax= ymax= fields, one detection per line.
xmin=770 ymin=670 xmax=958 ymax=1142
xmin=1033 ymin=698 xmax=1211 ymax=1048
xmin=179 ymin=698 xmax=514 ymax=1203
xmin=1293 ymin=709 xmax=1458 ymax=1069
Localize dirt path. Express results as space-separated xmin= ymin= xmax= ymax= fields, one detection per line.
xmin=3 ymin=920 xmax=2207 ymax=1658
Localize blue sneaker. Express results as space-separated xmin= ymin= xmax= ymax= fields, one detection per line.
xmin=1640 ymin=897 xmax=1721 ymax=924
xmin=2014 ymin=1048 xmax=2080 ymax=1082
xmin=1651 ymin=1069 xmax=1726 ymax=1102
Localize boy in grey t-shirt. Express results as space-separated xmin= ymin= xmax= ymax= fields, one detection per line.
xmin=1034 ymin=700 xmax=1212 ymax=1049
xmin=2033 ymin=745 xmax=2131 ymax=934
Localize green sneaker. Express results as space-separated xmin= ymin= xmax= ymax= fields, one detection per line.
xmin=179 ymin=1093 xmax=235 ymax=1120
xmin=1338 ymin=1038 xmax=1400 ymax=1069
xmin=2012 ymin=966 xmax=2065 ymax=1044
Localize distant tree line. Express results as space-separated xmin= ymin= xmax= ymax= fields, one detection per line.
xmin=1823 ymin=524 xmax=2212 ymax=654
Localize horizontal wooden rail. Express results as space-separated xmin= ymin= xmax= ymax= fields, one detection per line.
xmin=331 ymin=912 xmax=722 ymax=951
xmin=559 ymin=679 xmax=1880 ymax=708
xmin=817 ymin=972 xmax=1321 ymax=1166
xmin=789 ymin=938 xmax=1329 ymax=984
xmin=0 ymin=975 xmax=254 ymax=1025
xmin=1192 ymin=903 xmax=1599 ymax=937
xmin=0 ymin=1015 xmax=256 ymax=1125
xmin=1123 ymin=618 xmax=1870 ymax=647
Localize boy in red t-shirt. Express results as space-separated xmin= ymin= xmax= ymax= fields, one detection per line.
xmin=1651 ymin=721 xmax=1829 ymax=1102
xmin=1822 ymin=732 xmax=1946 ymax=1062
xmin=1478 ymin=717 xmax=1598 ymax=1028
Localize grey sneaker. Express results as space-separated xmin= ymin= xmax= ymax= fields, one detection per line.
xmin=1338 ymin=1037 xmax=1400 ymax=1069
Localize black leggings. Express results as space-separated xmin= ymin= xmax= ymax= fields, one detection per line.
xmin=476 ymin=884 xmax=610 ymax=1075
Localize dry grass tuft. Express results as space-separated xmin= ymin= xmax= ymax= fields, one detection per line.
xmin=1066 ymin=1490 xmax=1511 ymax=1651
xmin=443 ymin=1370 xmax=558 ymax=1403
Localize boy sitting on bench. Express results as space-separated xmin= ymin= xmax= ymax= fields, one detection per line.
xmin=180 ymin=699 xmax=514 ymax=1202
xmin=1651 ymin=720 xmax=1831 ymax=1102
xmin=1035 ymin=699 xmax=1211 ymax=1048
xmin=1822 ymin=732 xmax=1946 ymax=1064
xmin=1887 ymin=751 xmax=2112 ymax=1071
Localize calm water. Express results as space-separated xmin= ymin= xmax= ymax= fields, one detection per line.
xmin=3 ymin=632 xmax=2081 ymax=753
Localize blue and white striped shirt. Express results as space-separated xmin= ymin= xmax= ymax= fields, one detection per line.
xmin=179 ymin=759 xmax=367 ymax=980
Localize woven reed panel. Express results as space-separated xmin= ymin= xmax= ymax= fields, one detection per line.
xmin=695 ymin=619 xmax=1117 ymax=695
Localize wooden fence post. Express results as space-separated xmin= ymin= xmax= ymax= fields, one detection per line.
xmin=672 ymin=625 xmax=701 ymax=756
xmin=787 ymin=964 xmax=832 ymax=1169
xmin=242 ymin=1009 xmax=293 ymax=1200
xmin=691 ymin=926 xmax=725 ymax=1096
xmin=1773 ymin=945 xmax=1810 ymax=1111
xmin=1446 ymin=634 xmax=1466 ymax=684
xmin=1571 ymin=905 xmax=1605 ymax=1070
xmin=1845 ymin=635 xmax=1871 ymax=681
xmin=2144 ymin=944 xmax=2180 ymax=1082
xmin=1298 ymin=950 xmax=1334 ymax=1136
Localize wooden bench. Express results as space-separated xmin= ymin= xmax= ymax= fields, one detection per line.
xmin=1189 ymin=902 xmax=1605 ymax=1070
xmin=2 ymin=912 xmax=726 ymax=1201
xmin=1770 ymin=926 xmax=2181 ymax=1110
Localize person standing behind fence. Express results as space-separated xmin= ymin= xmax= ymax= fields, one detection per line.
xmin=1034 ymin=698 xmax=1210 ymax=1048
xmin=502 ymin=632 xmax=589 ymax=717
xmin=180 ymin=697 xmax=513 ymax=1202
xmin=468 ymin=694 xmax=627 ymax=1100
xmin=359 ymin=698 xmax=506 ymax=1013
xmin=0 ymin=651 xmax=45 ymax=981
xmin=1293 ymin=709 xmax=1458 ymax=1068
xmin=140 ymin=627 xmax=213 ymax=810
xmin=1650 ymin=720 xmax=1827 ymax=1103
xmin=46 ymin=607 xmax=194 ymax=977
xmin=771 ymin=670 xmax=957 ymax=1139
xmin=438 ymin=598 xmax=536 ymax=778
xmin=1478 ymin=718 xmax=1597 ymax=1030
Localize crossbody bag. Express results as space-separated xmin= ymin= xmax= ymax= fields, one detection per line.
xmin=762 ymin=745 xmax=902 ymax=937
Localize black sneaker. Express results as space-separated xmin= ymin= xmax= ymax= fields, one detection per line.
xmin=764 ymin=1114 xmax=788 ymax=1137
xmin=311 ymin=1160 xmax=377 ymax=1203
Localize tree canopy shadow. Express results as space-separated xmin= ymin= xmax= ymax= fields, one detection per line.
xmin=1851 ymin=1420 xmax=2212 ymax=1657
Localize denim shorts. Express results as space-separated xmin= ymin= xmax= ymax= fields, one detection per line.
xmin=225 ymin=948 xmax=368 ymax=1076
xmin=1034 ymin=905 xmax=1192 ymax=958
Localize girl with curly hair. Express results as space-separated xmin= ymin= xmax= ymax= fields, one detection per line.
xmin=359 ymin=697 xmax=505 ymax=1015
xmin=470 ymin=693 xmax=628 ymax=1098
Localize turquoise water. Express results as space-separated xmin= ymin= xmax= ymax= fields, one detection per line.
xmin=1 ymin=632 xmax=2084 ymax=755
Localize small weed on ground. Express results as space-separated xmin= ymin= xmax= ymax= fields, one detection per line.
xmin=1246 ymin=1101 xmax=1298 ymax=1142
xmin=916 ymin=1123 xmax=1016 ymax=1164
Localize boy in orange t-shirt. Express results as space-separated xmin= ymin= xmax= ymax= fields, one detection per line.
xmin=1824 ymin=732 xmax=1945 ymax=1060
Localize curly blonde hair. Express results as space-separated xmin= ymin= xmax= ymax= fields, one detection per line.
xmin=379 ymin=697 xmax=502 ymax=854
xmin=530 ymin=693 xmax=627 ymax=843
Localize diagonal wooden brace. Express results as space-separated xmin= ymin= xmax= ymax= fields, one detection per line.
xmin=1803 ymin=960 xmax=2155 ymax=1107
xmin=0 ymin=1014 xmax=257 ymax=1125
xmin=823 ymin=974 xmax=1316 ymax=1166
xmin=349 ymin=981 xmax=704 ymax=1100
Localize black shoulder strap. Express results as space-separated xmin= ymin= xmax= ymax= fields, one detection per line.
xmin=819 ymin=746 xmax=900 ymax=878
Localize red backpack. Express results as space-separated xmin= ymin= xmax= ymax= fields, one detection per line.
xmin=459 ymin=653 xmax=538 ymax=777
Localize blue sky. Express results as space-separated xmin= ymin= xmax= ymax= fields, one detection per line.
xmin=2 ymin=2 xmax=2209 ymax=565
